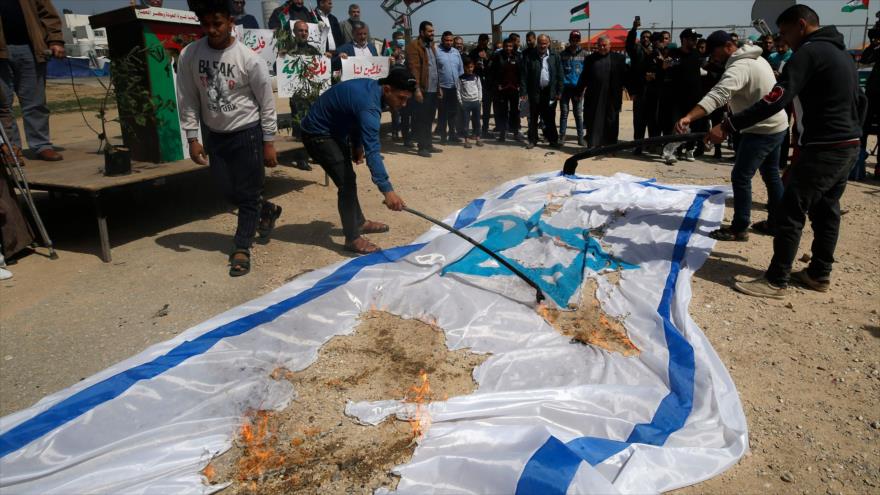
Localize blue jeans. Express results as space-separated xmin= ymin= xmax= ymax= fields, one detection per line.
xmin=730 ymin=130 xmax=786 ymax=232
xmin=559 ymin=86 xmax=583 ymax=140
xmin=0 ymin=45 xmax=52 ymax=152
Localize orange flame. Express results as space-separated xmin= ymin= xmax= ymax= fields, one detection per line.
xmin=404 ymin=370 xmax=433 ymax=440
xmin=236 ymin=411 xmax=285 ymax=482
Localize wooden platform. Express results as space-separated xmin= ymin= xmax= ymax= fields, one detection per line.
xmin=20 ymin=138 xmax=304 ymax=262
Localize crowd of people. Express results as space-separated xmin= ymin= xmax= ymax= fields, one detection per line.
xmin=0 ymin=0 xmax=875 ymax=303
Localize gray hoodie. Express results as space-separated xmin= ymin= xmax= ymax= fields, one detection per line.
xmin=697 ymin=44 xmax=788 ymax=135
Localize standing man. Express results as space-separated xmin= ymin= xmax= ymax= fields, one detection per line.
xmin=286 ymin=19 xmax=320 ymax=171
xmin=643 ymin=31 xmax=669 ymax=143
xmin=664 ymin=28 xmax=706 ymax=163
xmin=706 ymin=5 xmax=866 ymax=298
xmin=301 ymin=68 xmax=412 ymax=254
xmin=436 ymin=31 xmax=464 ymax=144
xmin=490 ymin=37 xmax=522 ymax=142
xmin=388 ymin=31 xmax=410 ymax=142
xmin=336 ymin=22 xmax=377 ymax=57
xmin=676 ymin=31 xmax=789 ymax=242
xmin=626 ymin=17 xmax=653 ymax=153
xmin=178 ymin=0 xmax=280 ymax=276
xmin=231 ymin=0 xmax=259 ymax=28
xmin=406 ymin=21 xmax=441 ymax=158
xmin=339 ymin=4 xmax=369 ymax=46
xmin=577 ymin=36 xmax=627 ymax=147
xmin=468 ymin=33 xmax=493 ymax=138
xmin=559 ymin=30 xmax=585 ymax=146
xmin=0 ymin=0 xmax=65 ymax=161
xmin=521 ymin=34 xmax=562 ymax=149
xmin=268 ymin=0 xmax=315 ymax=31
xmin=454 ymin=37 xmax=466 ymax=55
xmin=312 ymin=0 xmax=343 ymax=57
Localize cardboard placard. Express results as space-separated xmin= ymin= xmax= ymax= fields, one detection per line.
xmin=276 ymin=54 xmax=331 ymax=98
xmin=341 ymin=56 xmax=390 ymax=81
xmin=235 ymin=28 xmax=277 ymax=74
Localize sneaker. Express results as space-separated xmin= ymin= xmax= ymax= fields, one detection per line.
xmin=464 ymin=141 xmax=472 ymax=149
xmin=0 ymin=267 xmax=12 ymax=281
xmin=733 ymin=277 xmax=786 ymax=299
xmin=417 ymin=148 xmax=432 ymax=158
xmin=475 ymin=140 xmax=484 ymax=147
xmin=685 ymin=150 xmax=696 ymax=162
xmin=662 ymin=143 xmax=678 ymax=165
xmin=791 ymin=270 xmax=831 ymax=293
xmin=293 ymin=159 xmax=312 ymax=171
xmin=577 ymin=136 xmax=586 ymax=147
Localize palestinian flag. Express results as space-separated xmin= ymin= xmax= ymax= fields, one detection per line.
xmin=570 ymin=1 xmax=590 ymax=22
xmin=842 ymin=0 xmax=869 ymax=12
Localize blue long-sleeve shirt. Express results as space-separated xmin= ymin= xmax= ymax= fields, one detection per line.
xmin=300 ymin=79 xmax=392 ymax=193
xmin=436 ymin=46 xmax=464 ymax=89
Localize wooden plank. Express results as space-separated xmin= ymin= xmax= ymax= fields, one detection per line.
xmin=22 ymin=139 xmax=303 ymax=193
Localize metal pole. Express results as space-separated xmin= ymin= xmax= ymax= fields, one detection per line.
xmin=862 ymin=11 xmax=869 ymax=51
xmin=670 ymin=0 xmax=675 ymax=38
xmin=402 ymin=206 xmax=546 ymax=305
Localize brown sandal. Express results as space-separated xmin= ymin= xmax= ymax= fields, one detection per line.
xmin=360 ymin=220 xmax=390 ymax=234
xmin=344 ymin=237 xmax=381 ymax=255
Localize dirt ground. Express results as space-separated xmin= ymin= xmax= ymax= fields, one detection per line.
xmin=1 ymin=84 xmax=878 ymax=494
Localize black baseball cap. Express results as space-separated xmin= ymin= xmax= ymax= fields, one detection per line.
xmin=679 ymin=28 xmax=702 ymax=40
xmin=705 ymin=30 xmax=732 ymax=52
xmin=379 ymin=66 xmax=417 ymax=92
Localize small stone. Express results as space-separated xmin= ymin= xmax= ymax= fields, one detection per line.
xmin=871 ymin=421 xmax=880 ymax=429
xmin=781 ymin=472 xmax=794 ymax=483
xmin=2 ymin=355 xmax=11 ymax=361
xmin=785 ymin=302 xmax=794 ymax=310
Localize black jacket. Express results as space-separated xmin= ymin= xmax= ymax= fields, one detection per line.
xmin=861 ymin=43 xmax=880 ymax=98
xmin=625 ymin=27 xmax=651 ymax=94
xmin=488 ymin=50 xmax=522 ymax=93
xmin=666 ymin=47 xmax=704 ymax=114
xmin=267 ymin=3 xmax=315 ymax=31
xmin=520 ymin=49 xmax=564 ymax=100
xmin=313 ymin=9 xmax=344 ymax=55
xmin=729 ymin=26 xmax=867 ymax=146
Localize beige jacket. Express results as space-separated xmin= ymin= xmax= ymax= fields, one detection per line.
xmin=0 ymin=0 xmax=65 ymax=63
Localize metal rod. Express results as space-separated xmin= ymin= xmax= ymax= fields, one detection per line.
xmin=402 ymin=206 xmax=546 ymax=305
xmin=562 ymin=132 xmax=707 ymax=175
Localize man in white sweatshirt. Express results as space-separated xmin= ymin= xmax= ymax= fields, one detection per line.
xmin=178 ymin=0 xmax=279 ymax=277
xmin=676 ymin=30 xmax=789 ymax=241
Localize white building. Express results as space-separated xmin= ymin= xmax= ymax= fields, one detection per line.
xmin=62 ymin=13 xmax=109 ymax=57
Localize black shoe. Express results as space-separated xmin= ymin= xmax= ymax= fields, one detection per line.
xmin=429 ymin=146 xmax=443 ymax=153
xmin=417 ymin=148 xmax=432 ymax=158
xmin=293 ymin=160 xmax=312 ymax=171
xmin=439 ymin=138 xmax=448 ymax=145
xmin=403 ymin=140 xmax=416 ymax=149
xmin=633 ymin=147 xmax=643 ymax=156
xmin=525 ymin=142 xmax=535 ymax=149
xmin=577 ymin=137 xmax=586 ymax=147
xmin=481 ymin=131 xmax=492 ymax=139
xmin=449 ymin=137 xmax=462 ymax=143
xmin=496 ymin=134 xmax=506 ymax=142
xmin=550 ymin=141 xmax=562 ymax=149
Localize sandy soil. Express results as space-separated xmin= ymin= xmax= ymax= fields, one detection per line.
xmin=1 ymin=92 xmax=878 ymax=494
xmin=207 ymin=311 xmax=486 ymax=494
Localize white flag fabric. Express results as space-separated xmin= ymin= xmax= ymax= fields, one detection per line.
xmin=341 ymin=56 xmax=391 ymax=81
xmin=0 ymin=172 xmax=747 ymax=494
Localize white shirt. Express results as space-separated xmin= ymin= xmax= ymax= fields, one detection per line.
xmin=353 ymin=43 xmax=371 ymax=57
xmin=316 ymin=10 xmax=336 ymax=51
xmin=539 ymin=51 xmax=550 ymax=88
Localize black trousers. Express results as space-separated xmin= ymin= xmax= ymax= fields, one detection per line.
xmin=410 ymin=91 xmax=438 ymax=150
xmin=631 ymin=90 xmax=648 ymax=142
xmin=481 ymin=86 xmax=493 ymax=135
xmin=437 ymin=86 xmax=459 ymax=140
xmin=765 ymin=145 xmax=859 ymax=286
xmin=528 ymin=87 xmax=559 ymax=145
xmin=494 ymin=89 xmax=520 ymax=136
xmin=643 ymin=85 xmax=662 ymax=138
xmin=205 ymin=123 xmax=269 ymax=250
xmin=302 ymin=134 xmax=366 ymax=242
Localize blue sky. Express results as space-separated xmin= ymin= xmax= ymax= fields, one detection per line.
xmin=55 ymin=0 xmax=876 ymax=46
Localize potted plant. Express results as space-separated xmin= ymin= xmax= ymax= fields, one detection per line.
xmin=95 ymin=45 xmax=175 ymax=176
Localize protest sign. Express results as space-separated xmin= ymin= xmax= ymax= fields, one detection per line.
xmin=276 ymin=54 xmax=331 ymax=98
xmin=341 ymin=56 xmax=390 ymax=81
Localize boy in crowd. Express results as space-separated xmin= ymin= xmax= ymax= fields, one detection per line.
xmin=456 ymin=57 xmax=483 ymax=149
xmin=178 ymin=0 xmax=280 ymax=277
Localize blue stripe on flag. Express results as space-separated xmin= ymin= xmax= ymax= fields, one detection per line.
xmin=453 ymin=199 xmax=485 ymax=229
xmin=0 ymin=243 xmax=428 ymax=458
xmin=515 ymin=190 xmax=714 ymax=494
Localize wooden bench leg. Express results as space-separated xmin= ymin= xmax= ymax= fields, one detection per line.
xmin=92 ymin=192 xmax=111 ymax=263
